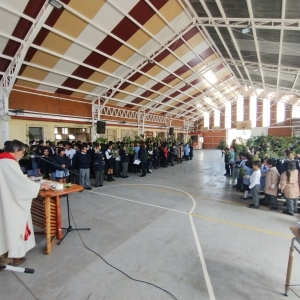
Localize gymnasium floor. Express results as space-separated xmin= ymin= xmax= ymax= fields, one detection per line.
xmin=1 ymin=149 xmax=300 ymax=300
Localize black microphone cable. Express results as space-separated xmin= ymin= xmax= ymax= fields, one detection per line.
xmin=69 ymin=205 xmax=178 ymax=300
xmin=36 ymin=156 xmax=178 ymax=299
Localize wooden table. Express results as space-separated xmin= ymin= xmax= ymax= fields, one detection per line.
xmin=284 ymin=226 xmax=300 ymax=296
xmin=31 ymin=184 xmax=83 ymax=254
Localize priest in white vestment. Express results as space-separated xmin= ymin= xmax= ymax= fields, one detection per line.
xmin=0 ymin=140 xmax=50 ymax=266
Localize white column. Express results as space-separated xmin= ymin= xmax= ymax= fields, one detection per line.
xmin=250 ymin=95 xmax=257 ymax=127
xmin=236 ymin=95 xmax=244 ymax=121
xmin=0 ymin=94 xmax=9 ymax=146
xmin=277 ymin=102 xmax=285 ymax=124
xmin=214 ymin=109 xmax=220 ymax=127
xmin=203 ymin=112 xmax=209 ymax=128
xmin=263 ymin=98 xmax=270 ymax=127
xmin=225 ymin=101 xmax=231 ymax=129
xmin=292 ymin=105 xmax=300 ymax=118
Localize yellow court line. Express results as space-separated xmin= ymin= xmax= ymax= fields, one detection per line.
xmin=190 ymin=213 xmax=293 ymax=239
xmin=96 ymin=184 xmax=293 ymax=239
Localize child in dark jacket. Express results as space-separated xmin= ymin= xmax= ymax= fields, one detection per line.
xmin=120 ymin=145 xmax=129 ymax=178
xmin=93 ymin=142 xmax=104 ymax=187
xmin=74 ymin=145 xmax=92 ymax=190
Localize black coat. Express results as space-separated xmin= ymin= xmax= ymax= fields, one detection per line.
xmin=54 ymin=155 xmax=71 ymax=171
xmin=138 ymin=147 xmax=146 ymax=163
xmin=120 ymin=149 xmax=129 ymax=163
xmin=93 ymin=151 xmax=104 ymax=171
xmin=37 ymin=156 xmax=53 ymax=175
xmin=74 ymin=152 xmax=91 ymax=169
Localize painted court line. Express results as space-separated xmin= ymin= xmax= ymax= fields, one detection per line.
xmin=89 ymin=185 xmax=292 ymax=239
xmin=90 ymin=184 xmax=216 ymax=300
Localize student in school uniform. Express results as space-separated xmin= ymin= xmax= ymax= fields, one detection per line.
xmin=53 ymin=147 xmax=70 ymax=184
xmin=169 ymin=143 xmax=175 ymax=166
xmin=153 ymin=144 xmax=159 ymax=169
xmin=119 ymin=144 xmax=129 ymax=178
xmin=261 ymin=159 xmax=280 ymax=209
xmin=247 ymin=161 xmax=262 ymax=209
xmin=93 ymin=143 xmax=104 ymax=187
xmin=138 ymin=142 xmax=147 ymax=177
xmin=241 ymin=160 xmax=253 ymax=199
xmin=105 ymin=142 xmax=115 ymax=182
xmin=280 ymin=161 xmax=299 ymax=216
xmin=189 ymin=143 xmax=194 ymax=160
xmin=73 ymin=145 xmax=92 ymax=190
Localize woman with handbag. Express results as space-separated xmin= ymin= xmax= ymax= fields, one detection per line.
xmin=280 ymin=161 xmax=299 ymax=216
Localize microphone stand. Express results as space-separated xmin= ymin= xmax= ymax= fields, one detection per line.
xmin=0 ymin=264 xmax=34 ymax=274
xmin=37 ymin=156 xmax=90 ymax=245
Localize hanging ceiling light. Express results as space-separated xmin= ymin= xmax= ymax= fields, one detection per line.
xmin=48 ymin=0 xmax=63 ymax=9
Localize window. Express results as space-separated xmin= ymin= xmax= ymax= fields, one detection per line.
xmin=292 ymin=105 xmax=300 ymax=119
xmin=28 ymin=127 xmax=43 ymax=141
xmin=62 ymin=128 xmax=68 ymax=134
xmin=249 ymin=95 xmax=257 ymax=127
xmin=203 ymin=112 xmax=209 ymax=128
xmin=277 ymin=102 xmax=285 ymax=124
xmin=214 ymin=110 xmax=220 ymax=127
xmin=236 ymin=95 xmax=244 ymax=121
xmin=225 ymin=101 xmax=231 ymax=129
xmin=263 ymin=98 xmax=270 ymax=127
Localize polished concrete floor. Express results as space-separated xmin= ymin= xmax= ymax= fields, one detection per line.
xmin=1 ymin=150 xmax=300 ymax=300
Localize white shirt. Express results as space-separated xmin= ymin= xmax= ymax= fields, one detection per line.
xmin=249 ymin=169 xmax=261 ymax=189
xmin=65 ymin=148 xmax=76 ymax=160
xmin=105 ymin=149 xmax=112 ymax=160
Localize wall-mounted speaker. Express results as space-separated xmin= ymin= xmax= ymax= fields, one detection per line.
xmin=169 ymin=127 xmax=174 ymax=136
xmin=97 ymin=121 xmax=106 ymax=134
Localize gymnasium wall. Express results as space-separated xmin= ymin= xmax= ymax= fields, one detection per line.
xmin=198 ymin=100 xmax=292 ymax=149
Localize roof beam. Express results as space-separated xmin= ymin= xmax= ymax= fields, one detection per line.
xmin=194 ymin=17 xmax=300 ymax=31
xmin=198 ymin=0 xmax=254 ymax=95
xmin=237 ymin=79 xmax=300 ymax=97
xmin=0 ymin=2 xmax=53 ymax=117
xmin=275 ymin=0 xmax=286 ymax=102
xmin=225 ymin=58 xmax=299 ymax=75
xmin=245 ymin=0 xmax=266 ymax=95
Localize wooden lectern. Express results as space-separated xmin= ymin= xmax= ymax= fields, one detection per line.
xmin=284 ymin=226 xmax=300 ymax=296
xmin=31 ymin=184 xmax=83 ymax=254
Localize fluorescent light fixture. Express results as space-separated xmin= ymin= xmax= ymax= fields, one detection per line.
xmin=48 ymin=0 xmax=63 ymax=9
xmin=242 ymin=27 xmax=251 ymax=34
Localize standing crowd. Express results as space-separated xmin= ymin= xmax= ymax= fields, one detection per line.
xmin=2 ymin=139 xmax=195 ymax=190
xmin=222 ymin=145 xmax=300 ymax=215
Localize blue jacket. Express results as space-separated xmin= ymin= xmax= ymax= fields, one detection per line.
xmin=243 ymin=165 xmax=253 ymax=185
xmin=133 ymin=146 xmax=139 ymax=160
xmin=184 ymin=144 xmax=189 ymax=155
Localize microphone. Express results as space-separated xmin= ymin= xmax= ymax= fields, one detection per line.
xmin=30 ymin=155 xmax=44 ymax=158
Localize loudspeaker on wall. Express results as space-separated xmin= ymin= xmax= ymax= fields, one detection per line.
xmin=97 ymin=121 xmax=106 ymax=134
xmin=169 ymin=127 xmax=174 ymax=136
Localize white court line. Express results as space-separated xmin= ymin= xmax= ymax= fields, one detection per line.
xmin=88 ymin=190 xmax=187 ymax=215
xmin=89 ymin=184 xmax=216 ymax=300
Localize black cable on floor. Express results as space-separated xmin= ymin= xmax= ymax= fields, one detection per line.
xmin=69 ymin=206 xmax=178 ymax=300
xmin=288 ymin=287 xmax=300 ymax=298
